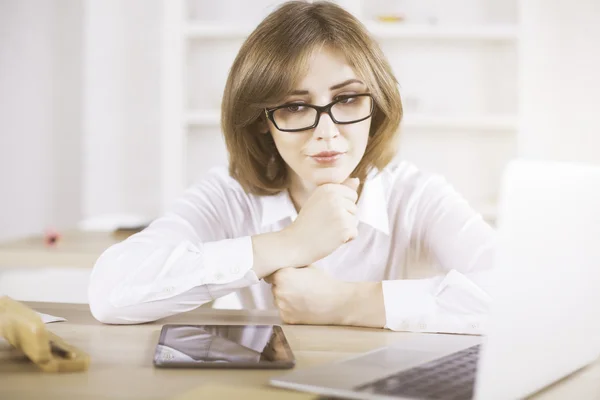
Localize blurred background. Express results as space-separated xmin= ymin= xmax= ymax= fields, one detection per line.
xmin=0 ymin=0 xmax=598 ymax=273
xmin=2 ymin=0 xmax=599 ymax=241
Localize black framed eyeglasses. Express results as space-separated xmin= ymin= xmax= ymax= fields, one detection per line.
xmin=265 ymin=93 xmax=374 ymax=133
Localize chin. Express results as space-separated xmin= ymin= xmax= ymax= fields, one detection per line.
xmin=306 ymin=167 xmax=351 ymax=185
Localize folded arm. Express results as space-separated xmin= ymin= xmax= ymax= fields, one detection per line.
xmin=281 ymin=172 xmax=497 ymax=334
xmin=366 ymin=173 xmax=497 ymax=334
xmin=88 ymin=169 xmax=298 ymax=324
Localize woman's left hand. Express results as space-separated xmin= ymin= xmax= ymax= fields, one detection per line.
xmin=265 ymin=266 xmax=354 ymax=326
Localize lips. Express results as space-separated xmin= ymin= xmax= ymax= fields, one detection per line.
xmin=311 ymin=151 xmax=344 ymax=157
xmin=309 ymin=150 xmax=345 ymax=165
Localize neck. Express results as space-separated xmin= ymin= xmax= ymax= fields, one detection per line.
xmin=287 ymin=172 xmax=317 ymax=212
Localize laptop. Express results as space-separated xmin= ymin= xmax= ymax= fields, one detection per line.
xmin=270 ymin=159 xmax=600 ymax=400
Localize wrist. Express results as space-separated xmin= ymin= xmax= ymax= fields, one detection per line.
xmin=278 ymin=226 xmax=306 ymax=268
xmin=341 ymin=281 xmax=386 ymax=328
xmin=251 ymin=229 xmax=305 ymax=279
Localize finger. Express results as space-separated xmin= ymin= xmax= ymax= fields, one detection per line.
xmin=334 ymin=184 xmax=359 ymax=203
xmin=272 ymin=291 xmax=285 ymax=313
xmin=342 ymin=177 xmax=360 ymax=191
xmin=343 ymin=222 xmax=359 ymax=243
xmin=267 ymin=267 xmax=295 ymax=286
xmin=283 ymin=314 xmax=299 ymax=325
xmin=278 ymin=266 xmax=298 ymax=278
xmin=264 ymin=272 xmax=277 ymax=285
xmin=340 ymin=198 xmax=358 ymax=215
xmin=275 ymin=304 xmax=287 ymax=322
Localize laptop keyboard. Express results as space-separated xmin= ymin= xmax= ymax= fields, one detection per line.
xmin=354 ymin=344 xmax=481 ymax=400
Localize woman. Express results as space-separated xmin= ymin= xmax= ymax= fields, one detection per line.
xmin=88 ymin=0 xmax=496 ymax=334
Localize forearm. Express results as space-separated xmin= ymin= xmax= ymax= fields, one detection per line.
xmin=89 ymin=235 xmax=258 ymax=324
xmin=251 ymin=229 xmax=304 ymax=279
xmin=341 ymin=281 xmax=386 ymax=328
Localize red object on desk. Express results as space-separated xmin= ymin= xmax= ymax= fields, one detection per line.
xmin=44 ymin=228 xmax=61 ymax=247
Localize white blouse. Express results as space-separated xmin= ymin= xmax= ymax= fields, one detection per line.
xmin=88 ymin=161 xmax=497 ymax=334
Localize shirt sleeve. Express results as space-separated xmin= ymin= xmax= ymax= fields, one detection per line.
xmin=383 ymin=170 xmax=497 ymax=335
xmin=88 ymin=168 xmax=260 ymax=325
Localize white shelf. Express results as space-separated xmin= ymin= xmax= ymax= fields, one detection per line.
xmin=185 ymin=110 xmax=517 ymax=131
xmin=403 ymin=115 xmax=518 ymax=131
xmin=366 ymin=23 xmax=517 ymax=41
xmin=184 ymin=22 xmax=518 ymax=41
xmin=164 ymin=0 xmax=519 ymax=215
xmin=184 ymin=23 xmax=251 ymax=39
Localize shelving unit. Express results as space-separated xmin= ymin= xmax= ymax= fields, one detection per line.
xmin=366 ymin=23 xmax=517 ymax=41
xmin=161 ymin=0 xmax=519 ymax=223
xmin=402 ymin=115 xmax=517 ymax=131
xmin=186 ymin=110 xmax=518 ymax=132
xmin=184 ymin=22 xmax=518 ymax=41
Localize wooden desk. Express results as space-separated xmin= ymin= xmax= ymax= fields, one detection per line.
xmin=0 ymin=231 xmax=124 ymax=268
xmin=1 ymin=303 xmax=599 ymax=400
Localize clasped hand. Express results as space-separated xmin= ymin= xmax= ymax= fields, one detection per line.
xmin=266 ymin=177 xmax=360 ymax=326
xmin=265 ymin=265 xmax=355 ymax=325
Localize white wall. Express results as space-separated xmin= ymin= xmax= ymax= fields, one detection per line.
xmin=82 ymin=0 xmax=162 ymax=222
xmin=2 ymin=0 xmax=599 ymax=244
xmin=0 ymin=0 xmax=83 ymax=241
xmin=0 ymin=0 xmax=164 ymax=243
xmin=518 ymin=0 xmax=600 ymax=164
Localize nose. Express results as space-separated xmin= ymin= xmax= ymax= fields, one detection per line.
xmin=314 ymin=112 xmax=339 ymax=140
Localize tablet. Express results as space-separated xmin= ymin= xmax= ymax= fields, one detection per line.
xmin=153 ymin=324 xmax=295 ymax=369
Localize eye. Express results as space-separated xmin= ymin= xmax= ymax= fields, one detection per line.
xmin=284 ymin=103 xmax=306 ymax=113
xmin=335 ymin=95 xmax=357 ymax=105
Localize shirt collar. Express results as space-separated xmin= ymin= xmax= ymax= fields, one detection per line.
xmin=259 ymin=169 xmax=390 ymax=235
xmin=356 ymin=169 xmax=390 ymax=235
xmin=259 ymin=189 xmax=298 ymax=228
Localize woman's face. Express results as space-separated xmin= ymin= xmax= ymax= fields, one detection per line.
xmin=266 ymin=47 xmax=372 ymax=191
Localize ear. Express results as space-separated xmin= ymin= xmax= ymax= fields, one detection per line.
xmin=257 ymin=113 xmax=270 ymax=134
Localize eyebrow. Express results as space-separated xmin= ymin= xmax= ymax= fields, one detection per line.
xmin=289 ymin=79 xmax=365 ymax=96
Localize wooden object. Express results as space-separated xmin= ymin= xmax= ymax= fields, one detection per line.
xmin=0 ymin=231 xmax=123 ymax=268
xmin=0 ymin=303 xmax=598 ymax=399
xmin=0 ymin=296 xmax=90 ymax=372
xmin=172 ymin=384 xmax=317 ymax=400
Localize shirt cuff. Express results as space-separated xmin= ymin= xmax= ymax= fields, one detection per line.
xmin=202 ymin=236 xmax=255 ymax=284
xmin=382 ymin=270 xmax=491 ymax=335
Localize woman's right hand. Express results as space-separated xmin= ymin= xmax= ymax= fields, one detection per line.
xmin=284 ymin=177 xmax=360 ymax=266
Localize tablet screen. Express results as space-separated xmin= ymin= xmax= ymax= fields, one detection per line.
xmin=153 ymin=324 xmax=295 ymax=369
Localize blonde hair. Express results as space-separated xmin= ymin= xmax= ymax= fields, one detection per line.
xmin=221 ymin=0 xmax=402 ymax=195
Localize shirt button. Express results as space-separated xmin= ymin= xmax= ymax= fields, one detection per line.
xmin=214 ymin=272 xmax=224 ymax=281
xmin=230 ymin=266 xmax=240 ymax=274
xmin=163 ymin=286 xmax=174 ymax=293
xmin=419 ymin=323 xmax=427 ymax=330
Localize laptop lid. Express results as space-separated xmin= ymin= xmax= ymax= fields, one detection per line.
xmin=475 ymin=159 xmax=600 ymax=399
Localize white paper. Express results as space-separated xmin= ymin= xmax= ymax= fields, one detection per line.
xmin=37 ymin=312 xmax=66 ymax=323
